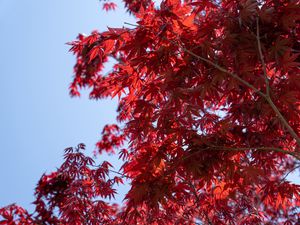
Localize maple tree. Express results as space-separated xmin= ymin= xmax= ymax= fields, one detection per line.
xmin=1 ymin=0 xmax=300 ymax=224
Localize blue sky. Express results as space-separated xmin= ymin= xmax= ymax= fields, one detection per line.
xmin=0 ymin=0 xmax=135 ymax=211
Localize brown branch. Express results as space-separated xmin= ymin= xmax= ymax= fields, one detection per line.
xmin=170 ymin=39 xmax=266 ymax=98
xmin=123 ymin=22 xmax=300 ymax=150
xmin=91 ymin=164 xmax=132 ymax=179
xmin=182 ymin=146 xmax=300 ymax=161
xmin=123 ymin=20 xmax=300 ymax=146
xmin=265 ymin=97 xmax=300 ymax=146
xmin=124 ymin=22 xmax=138 ymax=27
xmin=256 ymin=18 xmax=270 ymax=97
xmin=255 ymin=18 xmax=300 ymax=145
xmin=108 ymin=168 xmax=132 ymax=179
xmin=173 ymin=39 xmax=300 ymax=147
xmin=209 ymin=146 xmax=300 ymax=160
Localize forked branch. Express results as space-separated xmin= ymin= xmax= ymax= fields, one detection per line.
xmin=255 ymin=18 xmax=300 ymax=146
xmin=174 ymin=38 xmax=300 ymax=147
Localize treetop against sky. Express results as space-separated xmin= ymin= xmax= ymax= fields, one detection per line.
xmin=1 ymin=0 xmax=300 ymax=224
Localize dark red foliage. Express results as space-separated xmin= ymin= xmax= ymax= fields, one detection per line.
xmin=2 ymin=0 xmax=300 ymax=224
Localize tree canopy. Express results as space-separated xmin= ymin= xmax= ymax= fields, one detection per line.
xmin=1 ymin=0 xmax=300 ymax=224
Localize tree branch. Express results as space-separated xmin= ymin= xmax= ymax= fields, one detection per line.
xmin=256 ymin=18 xmax=270 ymax=97
xmin=182 ymin=146 xmax=300 ymax=161
xmin=209 ymin=145 xmax=300 ymax=161
xmin=167 ymin=37 xmax=264 ymax=96
xmin=173 ymin=39 xmax=300 ymax=147
xmin=108 ymin=168 xmax=132 ymax=179
xmin=131 ymin=23 xmax=300 ymax=149
xmin=255 ymin=18 xmax=300 ymax=146
xmin=279 ymin=164 xmax=300 ymax=184
xmin=91 ymin=165 xmax=132 ymax=179
xmin=178 ymin=43 xmax=266 ymax=98
xmin=265 ymin=97 xmax=300 ymax=146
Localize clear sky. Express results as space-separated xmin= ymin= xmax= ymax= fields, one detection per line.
xmin=0 ymin=0 xmax=135 ymax=211
xmin=1 ymin=0 xmax=299 ymax=214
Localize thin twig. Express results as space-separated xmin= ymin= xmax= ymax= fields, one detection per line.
xmin=210 ymin=145 xmax=300 ymax=158
xmin=255 ymin=18 xmax=299 ymax=145
xmin=265 ymin=97 xmax=300 ymax=146
xmin=108 ymin=169 xmax=132 ymax=179
xmin=177 ymin=176 xmax=214 ymax=225
xmin=256 ymin=18 xmax=270 ymax=97
xmin=91 ymin=164 xmax=132 ymax=179
xmin=124 ymin=22 xmax=138 ymax=27
xmin=169 ymin=38 xmax=266 ymax=98
xmin=183 ymin=146 xmax=300 ymax=161
xmin=279 ymin=164 xmax=300 ymax=184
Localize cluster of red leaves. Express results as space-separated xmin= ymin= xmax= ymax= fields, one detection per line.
xmin=2 ymin=0 xmax=300 ymax=224
xmin=1 ymin=144 xmax=123 ymax=225
xmin=0 ymin=205 xmax=34 ymax=224
xmin=96 ymin=124 xmax=126 ymax=155
xmin=102 ymin=1 xmax=117 ymax=12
